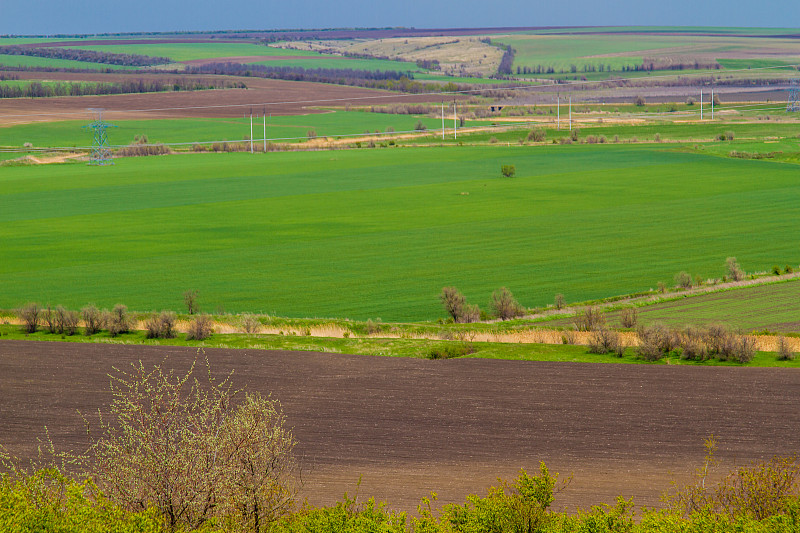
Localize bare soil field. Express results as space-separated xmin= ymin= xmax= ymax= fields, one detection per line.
xmin=0 ymin=75 xmax=438 ymax=123
xmin=1 ymin=340 xmax=798 ymax=513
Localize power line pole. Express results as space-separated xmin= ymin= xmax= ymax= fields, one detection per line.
xmin=263 ymin=107 xmax=267 ymax=153
xmin=700 ymin=90 xmax=703 ymax=121
xmin=453 ymin=100 xmax=457 ymax=140
xmin=711 ymin=87 xmax=714 ymax=120
xmin=84 ymin=108 xmax=115 ymax=165
xmin=441 ymin=100 xmax=445 ymax=140
xmin=569 ymin=95 xmax=572 ymax=130
xmin=557 ymin=94 xmax=560 ymax=130
xmin=249 ymin=108 xmax=253 ymax=154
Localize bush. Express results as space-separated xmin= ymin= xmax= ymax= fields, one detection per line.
xmin=726 ymin=257 xmax=744 ymax=281
xmin=307 ymin=128 xmax=317 ymax=139
xmin=144 ymin=310 xmax=177 ymax=339
xmin=773 ymin=265 xmax=782 ymax=275
xmin=785 ymin=265 xmax=794 ymax=274
xmin=81 ymin=305 xmax=103 ymax=336
xmin=725 ymin=130 xmax=735 ymax=141
xmin=500 ymin=164 xmax=516 ymax=178
xmin=554 ymin=293 xmax=566 ymax=310
xmin=489 ymin=136 xmax=498 ymax=143
xmin=680 ymin=326 xmax=709 ymax=361
xmin=636 ymin=322 xmax=675 ymax=361
xmin=428 ymin=341 xmax=476 ymax=359
xmin=620 ymin=307 xmax=638 ymax=328
xmin=43 ymin=304 xmax=58 ymax=334
xmin=106 ymin=304 xmax=131 ymax=337
xmin=241 ymin=314 xmax=261 ymax=334
xmin=574 ymin=306 xmax=605 ymax=331
xmin=57 ymin=306 xmax=79 ymax=336
xmin=527 ymin=127 xmax=546 ymax=142
xmin=18 ymin=302 xmax=40 ymax=333
xmin=491 ymin=287 xmax=524 ymax=320
xmin=587 ymin=327 xmax=623 ymax=355
xmin=414 ymin=120 xmax=427 ymax=131
xmin=633 ymin=95 xmax=646 ymax=106
xmin=776 ymin=336 xmax=795 ymax=361
xmin=654 ymin=133 xmax=662 ymax=142
xmin=186 ymin=314 xmax=213 ymax=340
xmin=460 ymin=303 xmax=481 ymax=324
xmin=675 ymin=271 xmax=693 ymax=289
xmin=87 ymin=359 xmax=298 ymax=531
xmin=569 ymin=129 xmax=580 ymax=142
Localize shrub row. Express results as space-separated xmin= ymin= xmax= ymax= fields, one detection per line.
xmin=439 ymin=286 xmax=525 ymax=323
xmin=636 ymin=322 xmax=756 ymax=363
xmin=18 ymin=302 xmax=132 ymax=337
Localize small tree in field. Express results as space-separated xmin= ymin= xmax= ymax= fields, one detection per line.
xmin=440 ymin=287 xmax=465 ymax=322
xmin=87 ymin=359 xmax=298 ymax=532
xmin=726 ymin=257 xmax=744 ymax=282
xmin=18 ymin=302 xmax=40 ymax=333
xmin=675 ymin=271 xmax=693 ymax=289
xmin=184 ymin=290 xmax=199 ymax=315
xmin=491 ymin=287 xmax=524 ymax=320
xmin=501 ymin=164 xmax=516 ymax=178
xmin=554 ymin=293 xmax=566 ymax=310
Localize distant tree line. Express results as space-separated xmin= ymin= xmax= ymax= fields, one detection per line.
xmin=495 ymin=43 xmax=515 ymax=76
xmin=0 ymin=45 xmax=171 ymax=66
xmin=0 ymin=78 xmax=245 ymax=98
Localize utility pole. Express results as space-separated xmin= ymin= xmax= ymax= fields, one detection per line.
xmin=700 ymin=90 xmax=703 ymax=121
xmin=84 ymin=108 xmax=115 ymax=165
xmin=441 ymin=100 xmax=445 ymax=140
xmin=263 ymin=107 xmax=267 ymax=153
xmin=711 ymin=88 xmax=714 ymax=120
xmin=453 ymin=100 xmax=457 ymax=140
xmin=557 ymin=94 xmax=560 ymax=130
xmin=249 ymin=108 xmax=253 ymax=153
xmin=569 ymin=96 xmax=572 ymax=130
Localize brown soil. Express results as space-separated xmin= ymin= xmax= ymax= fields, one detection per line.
xmin=0 ymin=76 xmax=441 ymax=124
xmin=1 ymin=340 xmax=798 ymax=513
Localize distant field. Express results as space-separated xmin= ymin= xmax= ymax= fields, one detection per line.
xmin=541 ymin=280 xmax=800 ymax=333
xmin=70 ymin=42 xmax=318 ymax=62
xmin=250 ymin=56 xmax=417 ymax=72
xmin=0 ymin=112 xmax=462 ymax=148
xmin=2 ymin=144 xmax=800 ymax=320
xmin=0 ymin=54 xmax=134 ymax=70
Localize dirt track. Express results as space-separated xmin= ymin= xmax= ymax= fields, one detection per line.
xmin=1 ymin=340 xmax=798 ymax=512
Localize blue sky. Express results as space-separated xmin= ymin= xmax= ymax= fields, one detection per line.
xmin=2 ymin=0 xmax=798 ymax=35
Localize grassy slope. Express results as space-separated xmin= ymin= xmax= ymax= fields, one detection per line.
xmin=250 ymin=56 xmax=416 ymax=72
xmin=2 ymin=144 xmax=800 ymax=320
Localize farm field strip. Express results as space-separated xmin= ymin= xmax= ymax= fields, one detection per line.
xmin=2 ymin=145 xmax=800 ymax=320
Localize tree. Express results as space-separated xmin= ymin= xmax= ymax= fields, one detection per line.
xmin=183 ymin=290 xmax=199 ymax=315
xmin=554 ymin=293 xmax=566 ymax=310
xmin=87 ymin=359 xmax=298 ymax=532
xmin=440 ymin=287 xmax=465 ymax=322
xmin=675 ymin=271 xmax=693 ymax=289
xmin=18 ymin=302 xmax=40 ymax=333
xmin=491 ymin=287 xmax=524 ymax=320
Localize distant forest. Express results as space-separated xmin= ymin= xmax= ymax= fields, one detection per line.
xmin=0 ymin=78 xmax=245 ymax=98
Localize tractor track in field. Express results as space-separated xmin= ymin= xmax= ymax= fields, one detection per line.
xmin=1 ymin=340 xmax=799 ymax=512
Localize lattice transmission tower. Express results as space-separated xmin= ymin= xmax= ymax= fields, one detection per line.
xmin=787 ymin=79 xmax=800 ymax=113
xmin=84 ymin=108 xmax=116 ymax=165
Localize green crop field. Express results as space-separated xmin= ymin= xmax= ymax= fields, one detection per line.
xmin=70 ymin=42 xmax=321 ymax=62
xmin=0 ymin=54 xmax=134 ymax=70
xmin=2 ymin=143 xmax=800 ymax=320
xmin=0 ymin=112 xmax=464 ymax=148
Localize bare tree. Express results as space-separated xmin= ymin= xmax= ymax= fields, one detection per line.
xmin=491 ymin=287 xmax=524 ymax=320
xmin=87 ymin=359 xmax=298 ymax=532
xmin=440 ymin=287 xmax=465 ymax=322
xmin=184 ymin=290 xmax=199 ymax=315
xmin=186 ymin=314 xmax=213 ymax=341
xmin=18 ymin=302 xmax=40 ymax=333
xmin=726 ymin=257 xmax=745 ymax=282
xmin=554 ymin=294 xmax=566 ymax=310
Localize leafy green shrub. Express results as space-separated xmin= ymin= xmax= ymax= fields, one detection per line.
xmin=785 ymin=265 xmax=794 ymax=274
xmin=428 ymin=341 xmax=476 ymax=359
xmin=500 ymin=164 xmax=516 ymax=178
xmin=773 ymin=265 xmax=782 ymax=275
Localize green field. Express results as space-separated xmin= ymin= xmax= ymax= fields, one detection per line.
xmin=0 ymin=54 xmax=134 ymax=70
xmin=2 ymin=143 xmax=800 ymax=320
xmin=0 ymin=112 xmax=464 ymax=148
xmin=69 ymin=42 xmax=292 ymax=62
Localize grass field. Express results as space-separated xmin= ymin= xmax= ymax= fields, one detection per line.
xmin=0 ymin=112 xmax=463 ymax=148
xmin=598 ymin=280 xmax=800 ymax=332
xmin=250 ymin=56 xmax=417 ymax=72
xmin=2 ymin=143 xmax=800 ymax=320
xmin=0 ymin=54 xmax=134 ymax=70
xmin=69 ymin=42 xmax=297 ymax=62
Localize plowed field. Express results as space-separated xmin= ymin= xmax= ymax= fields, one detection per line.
xmin=1 ymin=340 xmax=798 ymax=512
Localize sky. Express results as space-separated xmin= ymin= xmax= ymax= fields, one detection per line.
xmin=2 ymin=0 xmax=799 ymax=36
